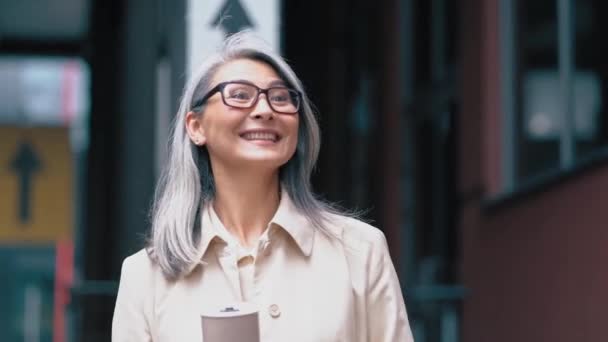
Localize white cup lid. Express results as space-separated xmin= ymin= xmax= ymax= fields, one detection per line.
xmin=200 ymin=302 xmax=259 ymax=318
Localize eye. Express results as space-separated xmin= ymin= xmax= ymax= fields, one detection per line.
xmin=224 ymin=84 xmax=256 ymax=103
xmin=269 ymin=89 xmax=292 ymax=103
xmin=228 ymin=90 xmax=253 ymax=100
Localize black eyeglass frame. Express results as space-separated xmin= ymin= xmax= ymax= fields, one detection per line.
xmin=191 ymin=81 xmax=302 ymax=115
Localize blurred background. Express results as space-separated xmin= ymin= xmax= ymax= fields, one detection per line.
xmin=1 ymin=0 xmax=607 ymax=341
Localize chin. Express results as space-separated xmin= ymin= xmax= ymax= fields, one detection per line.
xmin=244 ymin=157 xmax=288 ymax=166
xmin=238 ymin=154 xmax=291 ymax=168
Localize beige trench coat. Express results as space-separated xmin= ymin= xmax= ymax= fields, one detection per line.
xmin=112 ymin=193 xmax=414 ymax=342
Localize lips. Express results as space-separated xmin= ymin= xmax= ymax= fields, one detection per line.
xmin=239 ymin=130 xmax=280 ymax=142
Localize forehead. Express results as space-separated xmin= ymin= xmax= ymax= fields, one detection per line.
xmin=212 ymin=58 xmax=283 ymax=86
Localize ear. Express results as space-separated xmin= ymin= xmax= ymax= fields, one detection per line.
xmin=185 ymin=111 xmax=207 ymax=146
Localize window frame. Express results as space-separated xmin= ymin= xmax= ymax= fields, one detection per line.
xmin=498 ymin=0 xmax=580 ymax=194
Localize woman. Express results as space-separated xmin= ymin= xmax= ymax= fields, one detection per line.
xmin=112 ymin=31 xmax=414 ymax=341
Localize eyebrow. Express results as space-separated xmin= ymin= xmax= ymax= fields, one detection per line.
xmin=267 ymin=79 xmax=288 ymax=87
xmin=229 ymin=79 xmax=288 ymax=88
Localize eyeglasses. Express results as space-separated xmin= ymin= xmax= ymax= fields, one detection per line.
xmin=191 ymin=81 xmax=302 ymax=115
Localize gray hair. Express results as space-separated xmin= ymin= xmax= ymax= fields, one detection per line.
xmin=148 ymin=31 xmax=342 ymax=280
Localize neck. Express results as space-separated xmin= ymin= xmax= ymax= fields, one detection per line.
xmin=211 ymin=163 xmax=281 ymax=248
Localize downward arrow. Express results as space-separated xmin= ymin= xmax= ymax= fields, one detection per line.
xmin=211 ymin=0 xmax=255 ymax=36
xmin=10 ymin=141 xmax=42 ymax=224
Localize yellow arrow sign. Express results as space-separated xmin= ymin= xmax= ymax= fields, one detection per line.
xmin=0 ymin=126 xmax=73 ymax=242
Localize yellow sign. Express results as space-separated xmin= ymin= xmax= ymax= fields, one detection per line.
xmin=0 ymin=126 xmax=73 ymax=242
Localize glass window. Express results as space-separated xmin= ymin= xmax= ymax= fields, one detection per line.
xmin=516 ymin=0 xmax=560 ymax=181
xmin=503 ymin=0 xmax=607 ymax=188
xmin=573 ymin=0 xmax=608 ymax=158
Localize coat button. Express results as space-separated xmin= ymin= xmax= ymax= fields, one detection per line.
xmin=268 ymin=304 xmax=281 ymax=318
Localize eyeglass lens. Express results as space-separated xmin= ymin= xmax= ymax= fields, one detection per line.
xmin=223 ymin=83 xmax=299 ymax=113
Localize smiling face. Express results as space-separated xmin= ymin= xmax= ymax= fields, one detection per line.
xmin=186 ymin=58 xmax=300 ymax=173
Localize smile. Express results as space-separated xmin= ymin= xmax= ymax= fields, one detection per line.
xmin=240 ymin=131 xmax=280 ymax=142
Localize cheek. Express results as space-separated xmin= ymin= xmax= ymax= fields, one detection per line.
xmin=291 ymin=117 xmax=300 ymax=139
xmin=288 ymin=121 xmax=300 ymax=149
xmin=201 ymin=114 xmax=236 ymax=141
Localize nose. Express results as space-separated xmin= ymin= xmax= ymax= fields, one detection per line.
xmin=250 ymin=94 xmax=274 ymax=120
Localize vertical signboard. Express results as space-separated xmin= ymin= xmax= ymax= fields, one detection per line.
xmin=0 ymin=127 xmax=73 ymax=242
xmin=187 ymin=0 xmax=281 ymax=73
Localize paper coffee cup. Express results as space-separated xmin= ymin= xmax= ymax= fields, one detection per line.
xmin=201 ymin=303 xmax=260 ymax=342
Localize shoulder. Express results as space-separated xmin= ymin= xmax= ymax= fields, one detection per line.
xmin=324 ymin=213 xmax=389 ymax=257
xmin=113 ymin=249 xmax=161 ymax=339
xmin=123 ymin=248 xmax=155 ymax=269
xmin=323 ymin=214 xmax=396 ymax=293
xmin=115 ymin=249 xmax=166 ymax=314
xmin=119 ymin=249 xmax=160 ymax=286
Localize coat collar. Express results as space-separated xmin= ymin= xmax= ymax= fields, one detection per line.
xmin=195 ymin=189 xmax=316 ymax=264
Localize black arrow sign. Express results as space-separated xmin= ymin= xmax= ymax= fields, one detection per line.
xmin=10 ymin=141 xmax=42 ymax=224
xmin=211 ymin=0 xmax=255 ymax=36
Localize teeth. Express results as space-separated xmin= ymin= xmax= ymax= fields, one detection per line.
xmin=242 ymin=132 xmax=278 ymax=141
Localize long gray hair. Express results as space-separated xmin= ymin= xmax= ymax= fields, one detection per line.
xmin=149 ymin=31 xmax=341 ymax=280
